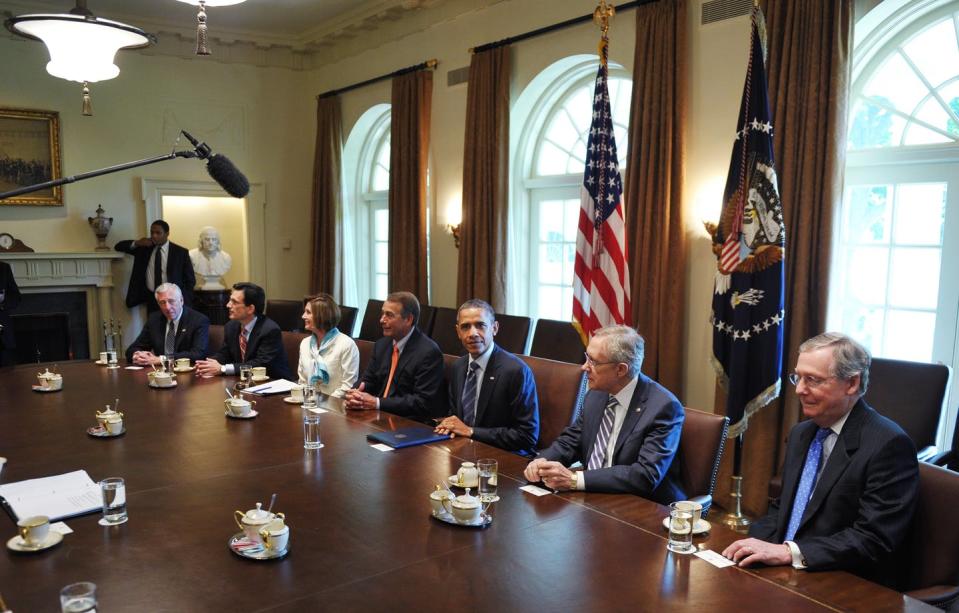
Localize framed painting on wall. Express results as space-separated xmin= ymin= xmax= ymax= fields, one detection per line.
xmin=0 ymin=108 xmax=62 ymax=206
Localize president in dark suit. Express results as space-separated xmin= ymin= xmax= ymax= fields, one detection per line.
xmin=524 ymin=325 xmax=685 ymax=503
xmin=0 ymin=260 xmax=22 ymax=366
xmin=195 ymin=282 xmax=293 ymax=380
xmin=435 ymin=299 xmax=539 ymax=455
xmin=125 ymin=283 xmax=209 ymax=365
xmin=345 ymin=291 xmax=445 ymax=421
xmin=115 ymin=220 xmax=195 ymax=312
xmin=723 ymin=333 xmax=918 ymax=587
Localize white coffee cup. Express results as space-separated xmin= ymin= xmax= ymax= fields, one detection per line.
xmin=429 ymin=489 xmax=453 ymax=517
xmin=105 ymin=417 xmax=124 ymax=435
xmin=99 ymin=351 xmax=109 ymax=363
xmin=175 ymin=358 xmax=191 ymax=369
xmin=18 ymin=515 xmax=50 ymax=546
xmin=290 ymin=385 xmax=304 ymax=402
xmin=252 ymin=366 xmax=267 ymax=380
xmin=456 ymin=462 xmax=479 ymax=488
xmin=225 ymin=398 xmax=252 ymax=417
xmin=258 ymin=519 xmax=289 ymax=551
xmin=673 ymin=500 xmax=703 ymax=521
xmin=150 ymin=371 xmax=174 ymax=387
xmin=0 ymin=456 xmax=6 ymax=476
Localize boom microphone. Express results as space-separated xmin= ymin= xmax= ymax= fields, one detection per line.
xmin=181 ymin=130 xmax=250 ymax=198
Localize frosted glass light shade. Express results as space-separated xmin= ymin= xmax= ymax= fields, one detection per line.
xmin=175 ymin=0 xmax=248 ymax=6
xmin=8 ymin=14 xmax=153 ymax=83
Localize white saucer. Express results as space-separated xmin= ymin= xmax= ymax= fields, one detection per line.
xmin=448 ymin=475 xmax=478 ymax=489
xmin=283 ymin=396 xmax=303 ymax=404
xmin=225 ymin=409 xmax=258 ymax=419
xmin=228 ymin=532 xmax=289 ymax=560
xmin=87 ymin=425 xmax=126 ymax=437
xmin=661 ymin=517 xmax=711 ymax=535
xmin=32 ymin=385 xmax=62 ymax=393
xmin=431 ymin=511 xmax=492 ymax=529
xmin=173 ymin=366 xmax=194 ymax=373
xmin=7 ymin=531 xmax=63 ymax=552
xmin=251 ymin=375 xmax=270 ymax=383
xmin=148 ymin=380 xmax=177 ymax=389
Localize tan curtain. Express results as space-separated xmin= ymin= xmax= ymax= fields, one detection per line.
xmin=388 ymin=69 xmax=433 ymax=301
xmin=625 ymin=0 xmax=687 ymax=395
xmin=309 ymin=95 xmax=343 ymax=298
xmin=716 ymin=0 xmax=853 ymax=517
xmin=457 ymin=46 xmax=510 ymax=311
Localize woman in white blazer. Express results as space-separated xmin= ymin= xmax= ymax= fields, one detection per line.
xmin=297 ymin=293 xmax=359 ymax=398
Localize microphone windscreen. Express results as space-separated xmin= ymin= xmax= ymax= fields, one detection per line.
xmin=207 ymin=154 xmax=250 ymax=198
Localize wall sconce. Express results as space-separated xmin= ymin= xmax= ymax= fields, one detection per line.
xmin=445 ymin=198 xmax=462 ymax=249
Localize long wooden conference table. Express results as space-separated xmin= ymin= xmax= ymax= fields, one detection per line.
xmin=0 ymin=361 xmax=936 ymax=612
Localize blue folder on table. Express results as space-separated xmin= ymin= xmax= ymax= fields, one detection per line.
xmin=367 ymin=426 xmax=451 ymax=449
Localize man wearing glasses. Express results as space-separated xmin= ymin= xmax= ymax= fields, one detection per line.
xmin=723 ymin=332 xmax=918 ymax=587
xmin=522 ymin=325 xmax=685 ymax=503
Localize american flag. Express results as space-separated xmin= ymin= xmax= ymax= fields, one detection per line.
xmin=572 ymin=40 xmax=631 ymax=344
xmin=710 ymin=6 xmax=785 ymax=437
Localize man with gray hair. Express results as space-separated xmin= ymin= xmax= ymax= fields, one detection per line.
xmin=125 ymin=282 xmax=210 ymax=365
xmin=523 ymin=325 xmax=685 ymax=502
xmin=723 ymin=332 xmax=918 ymax=587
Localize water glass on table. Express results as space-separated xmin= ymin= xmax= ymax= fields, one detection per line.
xmin=98 ymin=477 xmax=128 ymax=526
xmin=666 ymin=501 xmax=694 ymax=554
xmin=302 ymin=406 xmax=324 ymax=450
xmin=477 ymin=459 xmax=498 ymax=502
xmin=60 ymin=581 xmax=97 ymax=612
xmin=238 ymin=366 xmax=252 ymax=389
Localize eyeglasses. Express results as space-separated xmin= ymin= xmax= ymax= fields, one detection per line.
xmin=583 ymin=352 xmax=617 ymax=368
xmin=788 ymin=373 xmax=837 ymax=388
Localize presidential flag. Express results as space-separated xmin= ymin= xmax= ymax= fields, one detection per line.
xmin=710 ymin=7 xmax=785 ymax=437
xmin=573 ymin=36 xmax=631 ymax=345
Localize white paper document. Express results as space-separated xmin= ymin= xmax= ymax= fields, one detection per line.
xmin=519 ymin=484 xmax=553 ymax=497
xmin=370 ymin=444 xmax=394 ymax=452
xmin=244 ymin=379 xmax=298 ymax=395
xmin=694 ymin=549 xmax=737 ymax=568
xmin=0 ymin=469 xmax=101 ymax=521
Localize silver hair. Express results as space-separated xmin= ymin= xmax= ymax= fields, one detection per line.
xmin=798 ymin=332 xmax=871 ymax=395
xmin=593 ymin=325 xmax=645 ymax=378
xmin=154 ymin=283 xmax=183 ymax=300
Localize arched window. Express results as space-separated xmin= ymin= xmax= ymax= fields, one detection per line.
xmin=829 ymin=0 xmax=959 ymax=439
xmin=343 ymin=105 xmax=390 ymax=308
xmin=510 ymin=55 xmax=632 ymax=320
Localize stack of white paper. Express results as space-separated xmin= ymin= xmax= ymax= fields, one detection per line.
xmin=0 ymin=469 xmax=101 ymax=521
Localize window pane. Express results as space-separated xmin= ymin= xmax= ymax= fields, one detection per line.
xmin=538 ymin=285 xmax=564 ymax=320
xmin=375 ymin=274 xmax=389 ymax=300
xmin=372 ymin=164 xmax=389 ymax=191
xmin=565 ymin=89 xmax=593 ymax=134
xmin=538 ymin=244 xmax=564 ymax=284
xmin=902 ymin=18 xmax=959 ymax=90
xmin=882 ymin=310 xmax=935 ymax=361
xmin=863 ymin=53 xmax=929 ymax=115
xmin=848 ymin=246 xmax=889 ymax=304
xmin=888 ymin=247 xmax=941 ymax=309
xmin=536 ymin=141 xmax=571 ymax=176
xmin=914 ymin=97 xmax=954 ymax=137
xmin=841 ymin=305 xmax=885 ymax=353
xmin=375 ymin=243 xmax=388 ymax=274
xmin=903 ymin=122 xmax=953 ymax=145
xmin=538 ymin=200 xmax=566 ymax=241
xmin=562 ymin=243 xmax=576 ymax=285
xmin=940 ymin=81 xmax=959 ymax=138
xmin=892 ymin=183 xmax=945 ymax=245
xmin=846 ymin=185 xmax=890 ymax=243
xmin=563 ymin=199 xmax=580 ymax=242
xmin=374 ymin=208 xmax=389 ymax=242
xmin=544 ymin=111 xmax=582 ymax=152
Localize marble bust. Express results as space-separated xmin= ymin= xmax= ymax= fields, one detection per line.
xmin=189 ymin=226 xmax=232 ymax=290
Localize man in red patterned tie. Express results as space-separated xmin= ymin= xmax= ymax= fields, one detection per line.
xmin=344 ymin=291 xmax=445 ymax=421
xmin=196 ymin=282 xmax=292 ymax=380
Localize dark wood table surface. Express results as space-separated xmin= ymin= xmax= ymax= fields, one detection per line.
xmin=0 ymin=361 xmax=936 ymax=612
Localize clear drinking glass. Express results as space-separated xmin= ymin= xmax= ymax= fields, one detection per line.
xmin=302 ymin=385 xmax=317 ymax=408
xmin=106 ymin=350 xmax=118 ymax=367
xmin=60 ymin=582 xmax=97 ymax=612
xmin=98 ymin=477 xmax=127 ymax=526
xmin=666 ymin=502 xmax=694 ymax=554
xmin=477 ymin=459 xmax=498 ymax=502
xmin=303 ymin=406 xmax=324 ymax=450
xmin=238 ymin=366 xmax=252 ymax=389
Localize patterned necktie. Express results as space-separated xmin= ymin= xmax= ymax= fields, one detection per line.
xmin=461 ymin=361 xmax=480 ymax=426
xmin=382 ymin=344 xmax=400 ymax=398
xmin=164 ymin=320 xmax=176 ymax=355
xmin=587 ymin=395 xmax=618 ymax=470
xmin=784 ymin=427 xmax=832 ymax=541
xmin=239 ymin=328 xmax=248 ymax=362
xmin=152 ymin=245 xmax=162 ymax=291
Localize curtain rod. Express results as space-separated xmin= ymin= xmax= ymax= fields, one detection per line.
xmin=318 ymin=58 xmax=438 ymax=99
xmin=471 ymin=0 xmax=655 ymax=54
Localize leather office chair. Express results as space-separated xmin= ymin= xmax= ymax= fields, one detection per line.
xmin=281 ymin=331 xmax=308 ymax=378
xmin=493 ymin=313 xmax=532 ymax=355
xmin=519 ymin=354 xmax=587 ymax=450
xmin=529 ymin=319 xmax=585 ymax=364
xmin=355 ymin=339 xmax=375 ymax=376
xmin=430 ymin=306 xmax=463 ymax=356
xmin=338 ymin=305 xmax=359 ymax=337
xmin=417 ymin=304 xmax=436 ymax=337
xmin=207 ymin=324 xmax=224 ymax=356
xmin=931 ymin=410 xmax=959 ymax=472
xmin=266 ymin=299 xmax=304 ymax=333
xmin=899 ymin=462 xmax=959 ymax=609
xmin=679 ymin=408 xmax=729 ymax=519
xmin=357 ymin=299 xmax=384 ymax=341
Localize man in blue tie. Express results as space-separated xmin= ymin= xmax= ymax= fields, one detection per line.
xmin=522 ymin=325 xmax=685 ymax=503
xmin=723 ymin=332 xmax=918 ymax=586
xmin=434 ymin=299 xmax=540 ymax=455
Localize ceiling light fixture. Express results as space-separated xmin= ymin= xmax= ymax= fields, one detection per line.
xmin=5 ymin=1 xmax=155 ymax=116
xmin=174 ymin=0 xmax=248 ymax=56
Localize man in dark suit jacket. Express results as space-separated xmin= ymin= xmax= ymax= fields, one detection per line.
xmin=723 ymin=333 xmax=918 ymax=587
xmin=345 ymin=291 xmax=445 ymax=421
xmin=195 ymin=282 xmax=293 ymax=380
xmin=435 ymin=299 xmax=539 ymax=455
xmin=125 ymin=283 xmax=209 ymax=365
xmin=524 ymin=325 xmax=685 ymax=503
xmin=0 ymin=260 xmax=22 ymax=366
xmin=115 ymin=219 xmax=195 ymax=312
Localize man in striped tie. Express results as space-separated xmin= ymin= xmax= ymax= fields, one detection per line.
xmin=523 ymin=325 xmax=685 ymax=503
xmin=723 ymin=333 xmax=919 ymax=586
xmin=125 ymin=283 xmax=209 ymax=365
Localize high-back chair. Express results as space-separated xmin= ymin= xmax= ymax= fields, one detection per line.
xmin=678 ymin=408 xmax=729 ymax=518
xmin=357 ymin=299 xmax=384 ymax=341
xmin=265 ymin=299 xmax=304 ymax=332
xmin=207 ymin=324 xmax=224 ymax=357
xmin=529 ymin=319 xmax=585 ymax=364
xmin=417 ymin=304 xmax=436 ymax=337
xmin=338 ymin=305 xmax=359 ymax=337
xmin=281 ymin=331 xmax=308 ymax=378
xmin=519 ymin=354 xmax=588 ymax=450
xmin=355 ymin=338 xmax=375 ymax=376
xmin=494 ymin=313 xmax=532 ymax=355
xmin=429 ymin=306 xmax=463 ymax=356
